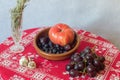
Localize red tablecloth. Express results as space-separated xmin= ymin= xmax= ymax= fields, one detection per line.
xmin=0 ymin=27 xmax=120 ymax=80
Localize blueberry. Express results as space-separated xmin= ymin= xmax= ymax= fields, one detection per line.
xmin=45 ymin=48 xmax=49 ymax=52
xmin=37 ymin=43 xmax=42 ymax=48
xmin=44 ymin=44 xmax=49 ymax=48
xmin=52 ymin=48 xmax=57 ymax=53
xmin=48 ymin=41 xmax=54 ymax=47
xmin=59 ymin=50 xmax=64 ymax=53
xmin=55 ymin=44 xmax=60 ymax=48
xmin=49 ymin=50 xmax=52 ymax=53
xmin=60 ymin=47 xmax=65 ymax=51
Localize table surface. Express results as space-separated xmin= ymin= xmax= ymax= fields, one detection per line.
xmin=0 ymin=27 xmax=120 ymax=80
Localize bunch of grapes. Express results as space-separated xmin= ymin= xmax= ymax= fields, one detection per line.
xmin=65 ymin=46 xmax=105 ymax=77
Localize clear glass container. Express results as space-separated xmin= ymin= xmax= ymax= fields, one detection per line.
xmin=10 ymin=12 xmax=24 ymax=53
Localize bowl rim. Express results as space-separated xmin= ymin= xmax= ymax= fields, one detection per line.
xmin=33 ymin=27 xmax=80 ymax=58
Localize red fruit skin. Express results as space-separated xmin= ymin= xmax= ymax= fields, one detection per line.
xmin=49 ymin=23 xmax=75 ymax=46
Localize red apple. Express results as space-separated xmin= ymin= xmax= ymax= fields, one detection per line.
xmin=49 ymin=23 xmax=75 ymax=46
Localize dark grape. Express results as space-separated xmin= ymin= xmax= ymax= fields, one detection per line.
xmin=86 ymin=64 xmax=96 ymax=72
xmin=64 ymin=44 xmax=71 ymax=51
xmin=66 ymin=63 xmax=74 ymax=71
xmin=92 ymin=53 xmax=97 ymax=58
xmin=39 ymin=36 xmax=48 ymax=44
xmin=85 ymin=54 xmax=94 ymax=61
xmin=69 ymin=69 xmax=79 ymax=77
xmin=73 ymin=56 xmax=83 ymax=63
xmin=74 ymin=62 xmax=85 ymax=71
xmin=95 ymin=65 xmax=102 ymax=72
xmin=87 ymin=60 xmax=93 ymax=65
xmin=83 ymin=46 xmax=92 ymax=54
xmin=70 ymin=61 xmax=75 ymax=65
xmin=99 ymin=63 xmax=105 ymax=70
xmin=87 ymin=71 xmax=97 ymax=77
xmin=80 ymin=51 xmax=88 ymax=58
xmin=99 ymin=56 xmax=105 ymax=62
xmin=71 ymin=53 xmax=80 ymax=61
xmin=74 ymin=64 xmax=79 ymax=70
xmin=93 ymin=59 xmax=101 ymax=67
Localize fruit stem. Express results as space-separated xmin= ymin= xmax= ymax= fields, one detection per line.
xmin=91 ymin=46 xmax=99 ymax=58
xmin=91 ymin=46 xmax=97 ymax=53
xmin=80 ymin=58 xmax=87 ymax=75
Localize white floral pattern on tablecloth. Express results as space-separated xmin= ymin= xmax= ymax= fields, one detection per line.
xmin=9 ymin=75 xmax=25 ymax=80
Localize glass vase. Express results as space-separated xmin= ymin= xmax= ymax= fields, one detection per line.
xmin=10 ymin=12 xmax=24 ymax=53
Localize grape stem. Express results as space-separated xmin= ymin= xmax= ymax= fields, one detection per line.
xmin=91 ymin=46 xmax=99 ymax=58
xmin=78 ymin=58 xmax=87 ymax=75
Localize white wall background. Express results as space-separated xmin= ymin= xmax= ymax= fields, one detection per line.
xmin=0 ymin=0 xmax=120 ymax=49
